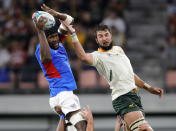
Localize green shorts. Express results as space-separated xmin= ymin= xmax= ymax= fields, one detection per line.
xmin=112 ymin=92 xmax=144 ymax=118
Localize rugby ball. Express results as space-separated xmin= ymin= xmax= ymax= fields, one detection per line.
xmin=32 ymin=11 xmax=55 ymax=29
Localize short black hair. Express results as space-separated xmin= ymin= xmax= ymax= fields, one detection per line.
xmin=44 ymin=26 xmax=58 ymax=37
xmin=44 ymin=20 xmax=59 ymax=37
xmin=94 ymin=24 xmax=112 ymax=38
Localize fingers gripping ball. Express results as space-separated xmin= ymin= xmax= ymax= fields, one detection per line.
xmin=32 ymin=11 xmax=55 ymax=29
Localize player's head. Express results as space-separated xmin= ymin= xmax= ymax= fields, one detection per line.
xmin=45 ymin=24 xmax=59 ymax=50
xmin=94 ymin=24 xmax=113 ymax=50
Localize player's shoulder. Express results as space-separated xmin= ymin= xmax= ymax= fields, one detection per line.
xmin=113 ymin=46 xmax=125 ymax=55
xmin=113 ymin=46 xmax=123 ymax=50
xmin=91 ymin=50 xmax=99 ymax=56
xmin=113 ymin=46 xmax=124 ymax=51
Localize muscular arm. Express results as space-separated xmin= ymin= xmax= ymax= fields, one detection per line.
xmin=114 ymin=116 xmax=122 ymax=131
xmin=41 ymin=4 xmax=74 ymax=35
xmin=81 ymin=105 xmax=94 ymax=131
xmin=86 ymin=117 xmax=94 ymax=131
xmin=56 ymin=109 xmax=66 ymax=131
xmin=37 ymin=30 xmax=52 ymax=62
xmin=85 ymin=111 xmax=94 ymax=131
xmin=134 ymin=74 xmax=146 ymax=90
xmin=72 ymin=38 xmax=93 ymax=65
xmin=34 ymin=16 xmax=51 ymax=62
xmin=59 ymin=21 xmax=93 ymax=65
xmin=134 ymin=74 xmax=163 ymax=98
xmin=56 ymin=119 xmax=66 ymax=131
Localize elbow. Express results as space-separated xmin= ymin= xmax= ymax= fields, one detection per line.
xmin=79 ymin=56 xmax=90 ymax=65
xmin=80 ymin=57 xmax=86 ymax=62
xmin=78 ymin=53 xmax=92 ymax=65
xmin=79 ymin=55 xmax=87 ymax=62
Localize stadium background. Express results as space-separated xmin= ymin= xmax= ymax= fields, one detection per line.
xmin=0 ymin=0 xmax=176 ymax=130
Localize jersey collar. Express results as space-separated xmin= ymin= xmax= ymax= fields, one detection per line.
xmin=98 ymin=46 xmax=114 ymax=52
xmin=98 ymin=48 xmax=108 ymax=52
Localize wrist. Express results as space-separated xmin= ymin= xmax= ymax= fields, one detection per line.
xmin=36 ymin=25 xmax=45 ymax=32
xmin=64 ymin=14 xmax=74 ymax=24
xmin=71 ymin=32 xmax=76 ymax=36
xmin=71 ymin=32 xmax=79 ymax=43
xmin=37 ymin=29 xmax=44 ymax=34
xmin=143 ymin=83 xmax=151 ymax=89
xmin=60 ymin=114 xmax=65 ymax=119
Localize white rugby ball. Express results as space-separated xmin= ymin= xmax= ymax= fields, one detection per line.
xmin=32 ymin=11 xmax=55 ymax=29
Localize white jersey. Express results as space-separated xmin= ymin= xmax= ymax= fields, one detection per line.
xmin=91 ymin=46 xmax=136 ymax=101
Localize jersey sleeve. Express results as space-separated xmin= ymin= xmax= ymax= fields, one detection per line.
xmin=91 ymin=51 xmax=99 ymax=66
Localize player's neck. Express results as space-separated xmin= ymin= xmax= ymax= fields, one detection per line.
xmin=98 ymin=47 xmax=113 ymax=52
xmin=98 ymin=42 xmax=113 ymax=52
xmin=98 ymin=48 xmax=108 ymax=52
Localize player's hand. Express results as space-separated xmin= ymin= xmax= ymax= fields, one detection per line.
xmin=41 ymin=4 xmax=66 ymax=21
xmin=81 ymin=105 xmax=93 ymax=121
xmin=34 ymin=16 xmax=47 ymax=31
xmin=116 ymin=115 xmax=123 ymax=127
xmin=59 ymin=20 xmax=75 ymax=34
xmin=41 ymin=4 xmax=58 ymax=17
xmin=148 ymin=87 xmax=164 ymax=98
xmin=115 ymin=115 xmax=123 ymax=131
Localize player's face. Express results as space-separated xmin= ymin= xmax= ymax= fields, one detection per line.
xmin=96 ymin=29 xmax=112 ymax=50
xmin=47 ymin=33 xmax=59 ymax=50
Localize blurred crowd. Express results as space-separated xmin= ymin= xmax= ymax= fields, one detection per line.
xmin=0 ymin=0 xmax=129 ymax=94
xmin=167 ymin=0 xmax=176 ymax=70
xmin=1 ymin=0 xmax=176 ymax=94
xmin=165 ymin=0 xmax=176 ymax=92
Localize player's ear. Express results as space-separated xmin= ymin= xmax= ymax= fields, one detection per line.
xmin=95 ymin=38 xmax=98 ymax=44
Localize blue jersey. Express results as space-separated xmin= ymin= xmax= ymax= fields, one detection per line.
xmin=35 ymin=42 xmax=77 ymax=97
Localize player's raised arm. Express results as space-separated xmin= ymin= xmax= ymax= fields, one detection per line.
xmin=60 ymin=20 xmax=94 ymax=65
xmin=41 ymin=4 xmax=74 ymax=35
xmin=41 ymin=4 xmax=67 ymax=21
xmin=81 ymin=105 xmax=94 ymax=131
xmin=33 ymin=16 xmax=52 ymax=62
xmin=56 ymin=113 xmax=66 ymax=131
xmin=114 ymin=115 xmax=123 ymax=131
xmin=134 ymin=74 xmax=164 ymax=98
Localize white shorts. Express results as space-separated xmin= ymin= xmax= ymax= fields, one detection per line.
xmin=49 ymin=91 xmax=81 ymax=115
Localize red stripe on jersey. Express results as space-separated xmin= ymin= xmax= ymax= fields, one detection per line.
xmin=42 ymin=61 xmax=61 ymax=78
xmin=60 ymin=35 xmax=66 ymax=43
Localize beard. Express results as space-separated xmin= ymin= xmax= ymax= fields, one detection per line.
xmin=49 ymin=42 xmax=59 ymax=50
xmin=98 ymin=42 xmax=113 ymax=51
